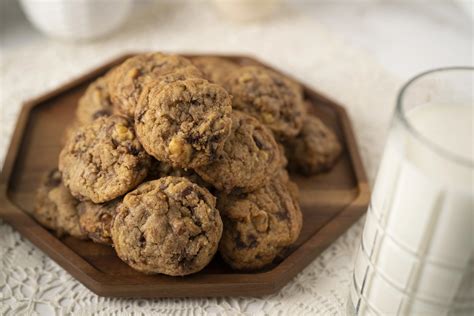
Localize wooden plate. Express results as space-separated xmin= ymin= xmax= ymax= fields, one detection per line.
xmin=0 ymin=54 xmax=369 ymax=298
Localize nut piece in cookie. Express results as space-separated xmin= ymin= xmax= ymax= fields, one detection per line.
xmin=196 ymin=111 xmax=283 ymax=193
xmin=135 ymin=78 xmax=232 ymax=168
xmin=76 ymin=74 xmax=114 ymax=125
xmin=191 ymin=56 xmax=239 ymax=85
xmin=284 ymin=116 xmax=342 ymax=175
xmin=111 ymin=177 xmax=223 ymax=276
xmin=108 ymin=53 xmax=202 ymax=117
xmin=59 ymin=115 xmax=150 ymax=203
xmin=78 ymin=199 xmax=120 ymax=245
xmin=223 ymin=66 xmax=306 ymax=139
xmin=218 ymin=171 xmax=303 ymax=270
xmin=34 ymin=169 xmax=87 ymax=239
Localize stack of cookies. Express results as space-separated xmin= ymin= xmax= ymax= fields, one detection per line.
xmin=34 ymin=53 xmax=341 ymax=276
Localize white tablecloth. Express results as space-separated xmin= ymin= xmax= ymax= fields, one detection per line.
xmin=0 ymin=2 xmax=401 ymax=315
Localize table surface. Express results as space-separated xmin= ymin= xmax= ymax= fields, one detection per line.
xmin=0 ymin=1 xmax=471 ymax=315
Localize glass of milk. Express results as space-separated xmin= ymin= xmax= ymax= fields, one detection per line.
xmin=348 ymin=67 xmax=473 ymax=315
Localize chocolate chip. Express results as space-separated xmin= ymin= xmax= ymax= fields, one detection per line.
xmin=234 ymin=234 xmax=247 ymax=250
xmin=252 ymin=134 xmax=265 ymax=150
xmin=47 ymin=169 xmax=62 ymax=187
xmin=92 ymin=109 xmax=111 ymax=119
xmin=186 ymin=134 xmax=200 ymax=145
xmin=197 ymin=192 xmax=205 ymax=201
xmin=247 ymin=234 xmax=258 ymax=249
xmin=135 ymin=109 xmax=145 ymax=122
xmin=181 ymin=186 xmax=193 ymax=198
xmin=138 ymin=233 xmax=146 ymax=247
xmin=275 ymin=211 xmax=289 ymax=220
xmin=111 ymin=138 xmax=119 ymax=148
xmin=127 ymin=144 xmax=140 ymax=156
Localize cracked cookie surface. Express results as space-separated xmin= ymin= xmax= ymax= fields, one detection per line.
xmin=59 ymin=115 xmax=150 ymax=203
xmin=135 ymin=78 xmax=232 ymax=168
xmin=76 ymin=74 xmax=114 ymax=125
xmin=111 ymin=177 xmax=223 ymax=276
xmin=217 ymin=171 xmax=302 ymax=270
xmin=191 ymin=56 xmax=239 ymax=85
xmin=108 ymin=53 xmax=202 ymax=117
xmin=196 ymin=111 xmax=283 ymax=193
xmin=78 ymin=199 xmax=120 ymax=245
xmin=34 ymin=169 xmax=87 ymax=239
xmin=223 ymin=66 xmax=306 ymax=139
xmin=284 ymin=116 xmax=342 ymax=175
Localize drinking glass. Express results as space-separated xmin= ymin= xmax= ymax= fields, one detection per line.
xmin=348 ymin=68 xmax=474 ymax=315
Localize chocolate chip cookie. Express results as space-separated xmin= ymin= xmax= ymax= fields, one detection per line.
xmin=108 ymin=53 xmax=202 ymax=117
xmin=34 ymin=169 xmax=87 ymax=239
xmin=223 ymin=66 xmax=306 ymax=139
xmin=218 ymin=171 xmax=302 ymax=270
xmin=76 ymin=74 xmax=114 ymax=125
xmin=135 ymin=78 xmax=232 ymax=168
xmin=59 ymin=115 xmax=150 ymax=203
xmin=111 ymin=177 xmax=223 ymax=276
xmin=34 ymin=169 xmax=63 ymax=230
xmin=191 ymin=56 xmax=239 ymax=85
xmin=78 ymin=199 xmax=119 ymax=245
xmin=284 ymin=116 xmax=342 ymax=175
xmin=195 ymin=111 xmax=283 ymax=193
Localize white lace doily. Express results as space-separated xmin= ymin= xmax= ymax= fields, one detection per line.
xmin=0 ymin=3 xmax=400 ymax=315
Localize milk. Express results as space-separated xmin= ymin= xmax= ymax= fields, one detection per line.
xmin=350 ymin=103 xmax=473 ymax=315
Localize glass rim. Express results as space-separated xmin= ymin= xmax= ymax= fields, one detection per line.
xmin=396 ymin=66 xmax=474 ymax=168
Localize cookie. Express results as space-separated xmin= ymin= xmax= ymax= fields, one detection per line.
xmin=218 ymin=171 xmax=302 ymax=270
xmin=76 ymin=74 xmax=114 ymax=125
xmin=34 ymin=169 xmax=63 ymax=230
xmin=284 ymin=116 xmax=342 ymax=175
xmin=135 ymin=78 xmax=232 ymax=168
xmin=223 ymin=66 xmax=306 ymax=139
xmin=34 ymin=169 xmax=87 ymax=239
xmin=108 ymin=53 xmax=202 ymax=117
xmin=191 ymin=56 xmax=239 ymax=85
xmin=111 ymin=177 xmax=223 ymax=276
xmin=195 ymin=111 xmax=283 ymax=193
xmin=78 ymin=199 xmax=119 ymax=245
xmin=59 ymin=115 xmax=150 ymax=203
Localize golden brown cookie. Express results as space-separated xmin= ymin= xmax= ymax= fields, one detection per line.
xmin=191 ymin=56 xmax=239 ymax=85
xmin=108 ymin=53 xmax=202 ymax=117
xmin=59 ymin=115 xmax=150 ymax=203
xmin=195 ymin=111 xmax=283 ymax=193
xmin=34 ymin=169 xmax=87 ymax=239
xmin=223 ymin=66 xmax=306 ymax=139
xmin=135 ymin=78 xmax=232 ymax=168
xmin=78 ymin=199 xmax=119 ymax=245
xmin=34 ymin=169 xmax=63 ymax=230
xmin=284 ymin=116 xmax=342 ymax=175
xmin=111 ymin=177 xmax=223 ymax=276
xmin=218 ymin=171 xmax=302 ymax=270
xmin=76 ymin=74 xmax=114 ymax=125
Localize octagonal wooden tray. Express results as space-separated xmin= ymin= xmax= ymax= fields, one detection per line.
xmin=0 ymin=53 xmax=369 ymax=298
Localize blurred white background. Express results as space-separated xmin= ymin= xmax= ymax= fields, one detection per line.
xmin=1 ymin=0 xmax=472 ymax=80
